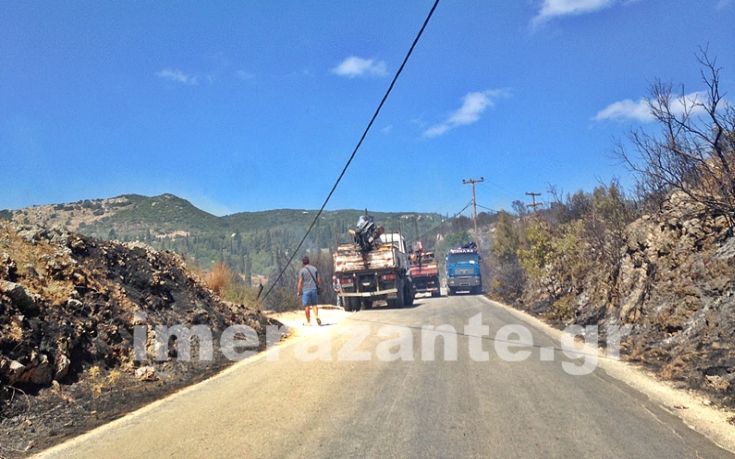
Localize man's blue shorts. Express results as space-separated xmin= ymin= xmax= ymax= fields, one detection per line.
xmin=302 ymin=288 xmax=318 ymax=307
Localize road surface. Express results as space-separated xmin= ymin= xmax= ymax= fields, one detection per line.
xmin=39 ymin=295 xmax=732 ymax=458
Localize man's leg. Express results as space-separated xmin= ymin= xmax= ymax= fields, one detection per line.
xmin=305 ymin=306 xmax=311 ymax=325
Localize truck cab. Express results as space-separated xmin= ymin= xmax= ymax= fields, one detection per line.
xmin=445 ymin=247 xmax=482 ymax=295
xmin=409 ymin=248 xmax=441 ymax=297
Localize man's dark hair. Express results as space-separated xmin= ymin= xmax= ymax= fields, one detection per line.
xmin=302 ymin=256 xmax=310 ymax=265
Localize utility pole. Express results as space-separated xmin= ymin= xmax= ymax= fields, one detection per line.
xmin=525 ymin=192 xmax=543 ymax=213
xmin=413 ymin=215 xmax=420 ymax=248
xmin=463 ymin=177 xmax=484 ymax=235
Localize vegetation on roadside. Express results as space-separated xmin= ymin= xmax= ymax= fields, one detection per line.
xmin=481 ymin=52 xmax=735 ymax=406
xmin=487 ymin=51 xmax=733 ymax=314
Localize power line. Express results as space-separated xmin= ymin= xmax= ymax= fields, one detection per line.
xmin=413 ymin=200 xmax=473 ymax=248
xmin=475 ymin=203 xmax=496 ymax=213
xmin=451 ymin=200 xmax=474 ymax=220
xmin=261 ymin=0 xmax=442 ymax=301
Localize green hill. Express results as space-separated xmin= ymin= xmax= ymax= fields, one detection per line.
xmin=7 ymin=194 xmax=444 ymax=281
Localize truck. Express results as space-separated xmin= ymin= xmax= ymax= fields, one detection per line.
xmin=334 ymin=215 xmax=415 ymax=311
xmin=409 ymin=243 xmax=441 ymax=298
xmin=445 ymin=242 xmax=483 ymax=295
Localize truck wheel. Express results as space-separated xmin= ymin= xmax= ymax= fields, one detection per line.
xmin=431 ymin=290 xmax=440 ymax=298
xmin=360 ymin=299 xmax=373 ymax=310
xmin=403 ymin=283 xmax=414 ymax=307
xmin=347 ymin=298 xmax=361 ymax=312
xmin=447 ymin=287 xmax=454 ymax=296
xmin=389 ymin=282 xmax=405 ymax=308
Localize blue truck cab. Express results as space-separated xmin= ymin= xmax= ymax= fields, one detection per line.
xmin=446 ymin=244 xmax=482 ymax=295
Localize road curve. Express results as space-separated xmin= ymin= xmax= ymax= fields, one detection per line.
xmin=38 ymin=295 xmax=732 ymax=458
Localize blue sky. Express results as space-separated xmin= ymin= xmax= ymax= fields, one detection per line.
xmin=1 ymin=0 xmax=734 ymax=216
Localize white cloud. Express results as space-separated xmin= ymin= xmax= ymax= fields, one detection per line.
xmin=716 ymin=0 xmax=733 ymax=9
xmin=593 ymin=98 xmax=652 ymax=122
xmin=423 ymin=90 xmax=509 ymax=138
xmin=156 ymin=68 xmax=199 ymax=85
xmin=380 ymin=124 xmax=393 ymax=134
xmin=593 ymin=91 xmax=707 ymax=122
xmin=332 ymin=56 xmax=388 ymax=78
xmin=532 ymin=0 xmax=617 ymax=25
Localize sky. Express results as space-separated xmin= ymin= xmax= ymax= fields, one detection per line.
xmin=1 ymin=0 xmax=734 ymax=216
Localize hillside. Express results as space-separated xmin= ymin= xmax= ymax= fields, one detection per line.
xmin=486 ymin=187 xmax=735 ymax=409
xmin=3 ymin=194 xmax=444 ymax=282
xmin=0 ymin=222 xmax=277 ymax=456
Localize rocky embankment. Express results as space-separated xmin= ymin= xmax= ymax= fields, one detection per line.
xmin=520 ymin=193 xmax=735 ymax=409
xmin=0 ymin=223 xmax=278 ymax=457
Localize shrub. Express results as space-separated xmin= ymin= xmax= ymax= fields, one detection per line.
xmin=205 ymin=262 xmax=232 ymax=296
xmin=518 ymin=219 xmax=553 ymax=282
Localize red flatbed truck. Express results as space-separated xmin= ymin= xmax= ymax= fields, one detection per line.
xmin=409 ymin=245 xmax=441 ymax=298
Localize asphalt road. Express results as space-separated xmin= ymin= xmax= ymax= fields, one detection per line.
xmin=40 ymin=295 xmax=732 ymax=458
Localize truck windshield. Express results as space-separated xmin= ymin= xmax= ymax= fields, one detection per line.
xmin=448 ymin=253 xmax=477 ymax=263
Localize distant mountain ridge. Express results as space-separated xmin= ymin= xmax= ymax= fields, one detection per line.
xmin=3 ymin=194 xmax=444 ymax=279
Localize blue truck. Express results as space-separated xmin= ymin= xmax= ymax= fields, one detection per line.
xmin=445 ymin=242 xmax=482 ymax=295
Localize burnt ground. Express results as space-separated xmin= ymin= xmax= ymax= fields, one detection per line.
xmin=0 ymin=224 xmax=281 ymax=457
xmin=512 ymin=201 xmax=735 ymax=410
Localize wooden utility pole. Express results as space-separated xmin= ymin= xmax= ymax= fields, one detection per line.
xmin=413 ymin=215 xmax=420 ymax=247
xmin=525 ymin=192 xmax=543 ymax=213
xmin=463 ymin=177 xmax=484 ymax=235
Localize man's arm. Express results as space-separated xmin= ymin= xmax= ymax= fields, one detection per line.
xmin=297 ymin=273 xmax=303 ymax=296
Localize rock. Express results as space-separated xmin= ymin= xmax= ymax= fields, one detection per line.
xmin=0 ymin=280 xmax=40 ymax=315
xmin=72 ymin=271 xmax=87 ymax=286
xmin=716 ymin=237 xmax=735 ymax=260
xmin=1 ymin=252 xmax=18 ymax=281
xmin=46 ymin=258 xmax=70 ymax=280
xmin=2 ymin=353 xmax=54 ymax=386
xmin=705 ymin=374 xmax=731 ymax=392
xmin=135 ymin=366 xmax=157 ymax=382
xmin=69 ymin=237 xmax=87 ymax=254
xmin=191 ymin=308 xmax=209 ymax=325
xmin=4 ymin=355 xmax=51 ymax=385
xmin=16 ymin=226 xmax=48 ymax=243
xmin=24 ymin=263 xmax=40 ymax=278
xmin=131 ymin=310 xmax=148 ymax=326
xmin=66 ymin=298 xmax=83 ymax=309
xmin=26 ymin=353 xmax=53 ymax=385
xmin=54 ymin=353 xmax=71 ymax=380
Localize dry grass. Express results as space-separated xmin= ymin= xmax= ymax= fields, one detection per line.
xmin=88 ymin=366 xmax=101 ymax=379
xmin=106 ymin=369 xmax=122 ymax=386
xmin=204 ymin=262 xmax=232 ymax=296
xmin=9 ymin=319 xmax=23 ymax=342
xmin=87 ymin=361 xmax=133 ymax=399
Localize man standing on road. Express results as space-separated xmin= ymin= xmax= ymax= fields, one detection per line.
xmin=297 ymin=256 xmax=321 ymax=326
